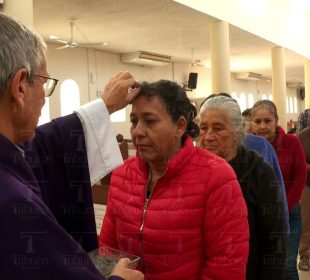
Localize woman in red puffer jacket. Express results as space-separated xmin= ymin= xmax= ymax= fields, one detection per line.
xmin=100 ymin=80 xmax=249 ymax=280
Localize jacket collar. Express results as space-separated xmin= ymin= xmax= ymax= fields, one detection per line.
xmin=270 ymin=126 xmax=285 ymax=149
xmin=229 ymin=145 xmax=263 ymax=182
xmin=136 ymin=136 xmax=195 ymax=180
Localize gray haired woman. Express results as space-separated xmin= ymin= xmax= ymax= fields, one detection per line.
xmin=199 ymin=95 xmax=288 ymax=280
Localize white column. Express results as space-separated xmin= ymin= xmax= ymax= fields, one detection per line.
xmin=209 ymin=21 xmax=231 ymax=94
xmin=304 ymin=60 xmax=310 ymax=109
xmin=271 ymin=47 xmax=287 ymax=130
xmin=3 ymin=0 xmax=33 ymax=26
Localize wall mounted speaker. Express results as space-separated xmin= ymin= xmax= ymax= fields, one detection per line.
xmin=188 ymin=72 xmax=198 ymax=89
xmin=298 ymin=87 xmax=305 ymax=100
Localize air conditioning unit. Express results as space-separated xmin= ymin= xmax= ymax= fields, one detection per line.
xmin=235 ymin=72 xmax=262 ymax=81
xmin=287 ymin=81 xmax=303 ymax=88
xmin=120 ymin=51 xmax=171 ymax=67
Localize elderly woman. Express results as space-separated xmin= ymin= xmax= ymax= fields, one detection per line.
xmin=199 ymin=96 xmax=288 ymax=280
xmin=252 ymin=100 xmax=307 ymax=280
xmin=100 ymin=80 xmax=249 ymax=280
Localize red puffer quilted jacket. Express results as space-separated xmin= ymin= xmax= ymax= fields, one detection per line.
xmin=100 ymin=137 xmax=249 ymax=280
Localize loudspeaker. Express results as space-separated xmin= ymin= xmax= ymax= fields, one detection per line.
xmin=188 ymin=72 xmax=198 ymax=89
xmin=298 ymin=87 xmax=305 ymax=100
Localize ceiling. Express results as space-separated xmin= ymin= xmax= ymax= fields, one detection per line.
xmin=33 ymin=0 xmax=306 ymax=84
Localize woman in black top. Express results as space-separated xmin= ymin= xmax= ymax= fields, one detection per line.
xmin=199 ymin=95 xmax=288 ymax=280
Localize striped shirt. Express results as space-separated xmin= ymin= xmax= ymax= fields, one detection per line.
xmin=296 ymin=109 xmax=310 ymax=133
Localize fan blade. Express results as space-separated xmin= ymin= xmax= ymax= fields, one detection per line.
xmin=78 ymin=42 xmax=108 ymax=46
xmin=54 ymin=19 xmax=108 ymax=50
xmin=56 ymin=45 xmax=69 ymax=50
xmin=56 ymin=39 xmax=69 ymax=44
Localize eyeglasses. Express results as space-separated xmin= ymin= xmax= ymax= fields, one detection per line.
xmin=34 ymin=74 xmax=58 ymax=97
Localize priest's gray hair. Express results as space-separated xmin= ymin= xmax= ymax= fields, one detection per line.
xmin=0 ymin=13 xmax=47 ymax=94
xmin=199 ymin=95 xmax=246 ymax=146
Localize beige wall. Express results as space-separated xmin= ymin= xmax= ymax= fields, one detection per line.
xmin=46 ymin=43 xmax=302 ymax=138
xmin=47 ymin=44 xmax=90 ymax=119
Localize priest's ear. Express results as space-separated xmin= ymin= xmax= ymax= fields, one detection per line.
xmin=9 ymin=68 xmax=29 ymax=108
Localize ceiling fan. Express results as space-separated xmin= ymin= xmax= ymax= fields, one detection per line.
xmin=53 ymin=19 xmax=108 ymax=50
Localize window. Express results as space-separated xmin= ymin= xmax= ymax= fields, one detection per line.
xmin=248 ymin=93 xmax=254 ymax=108
xmin=239 ymin=92 xmax=247 ymax=112
xmin=110 ymin=108 xmax=126 ymax=122
xmin=293 ymin=96 xmax=298 ymax=113
xmin=38 ymin=97 xmax=50 ymax=125
xmin=289 ymin=96 xmax=294 ymax=113
xmin=60 ymin=79 xmax=80 ymax=116
xmin=261 ymin=94 xmax=267 ymax=100
xmin=231 ymin=92 xmax=239 ymax=103
xmin=286 ymin=96 xmax=289 ymax=113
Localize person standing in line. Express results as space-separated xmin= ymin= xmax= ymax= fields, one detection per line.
xmin=0 ymin=12 xmax=143 ymax=280
xmin=199 ymin=95 xmax=288 ymax=280
xmin=296 ymin=108 xmax=310 ymax=133
xmin=201 ymin=94 xmax=288 ymax=223
xmin=297 ymin=127 xmax=310 ymax=271
xmin=252 ymin=100 xmax=307 ymax=280
xmin=242 ymin=108 xmax=254 ymax=134
xmin=100 ymin=80 xmax=249 ymax=280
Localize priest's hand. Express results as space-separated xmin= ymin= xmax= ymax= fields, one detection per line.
xmin=109 ymin=258 xmax=144 ymax=280
xmin=102 ymin=71 xmax=140 ymax=114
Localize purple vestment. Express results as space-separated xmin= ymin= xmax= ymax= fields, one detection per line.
xmin=0 ymin=114 xmax=121 ymax=279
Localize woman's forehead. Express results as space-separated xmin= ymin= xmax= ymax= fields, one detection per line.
xmin=200 ymin=109 xmax=232 ymax=125
xmin=253 ymin=107 xmax=273 ymax=116
xmin=201 ymin=108 xmax=228 ymax=118
xmin=131 ymin=95 xmax=165 ymax=114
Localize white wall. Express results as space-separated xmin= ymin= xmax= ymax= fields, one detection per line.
xmin=46 ymin=43 xmax=304 ymax=138
xmin=94 ymin=51 xmax=174 ymax=138
xmin=47 ymin=43 xmax=90 ymax=119
xmin=46 ymin=43 xmax=211 ymax=138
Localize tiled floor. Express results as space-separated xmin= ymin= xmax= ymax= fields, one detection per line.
xmin=297 ymin=256 xmax=310 ymax=280
xmin=299 ymin=269 xmax=310 ymax=280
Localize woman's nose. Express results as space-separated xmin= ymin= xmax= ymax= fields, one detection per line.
xmin=258 ymin=122 xmax=266 ymax=129
xmin=201 ymin=129 xmax=215 ymax=141
xmin=132 ymin=121 xmax=145 ymax=137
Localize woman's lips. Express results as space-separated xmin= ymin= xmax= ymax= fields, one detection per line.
xmin=136 ymin=144 xmax=150 ymax=149
xmin=203 ymin=144 xmax=217 ymax=150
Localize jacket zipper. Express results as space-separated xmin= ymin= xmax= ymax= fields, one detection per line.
xmin=139 ymin=183 xmax=152 ymax=270
xmin=138 ymin=169 xmax=168 ymax=270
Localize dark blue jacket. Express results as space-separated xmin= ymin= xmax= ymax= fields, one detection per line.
xmin=243 ymin=134 xmax=289 ymax=223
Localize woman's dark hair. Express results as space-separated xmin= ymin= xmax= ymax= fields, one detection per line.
xmin=242 ymin=108 xmax=252 ymax=117
xmin=138 ymin=80 xmax=199 ymax=140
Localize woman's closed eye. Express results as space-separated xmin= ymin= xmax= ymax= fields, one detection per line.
xmin=145 ymin=119 xmax=156 ymax=125
xmin=199 ymin=125 xmax=208 ymax=133
xmin=253 ymin=119 xmax=271 ymax=125
xmin=130 ymin=117 xmax=157 ymax=127
xmin=130 ymin=117 xmax=138 ymax=126
xmin=213 ymin=127 xmax=221 ymax=133
xmin=200 ymin=126 xmax=223 ymax=134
